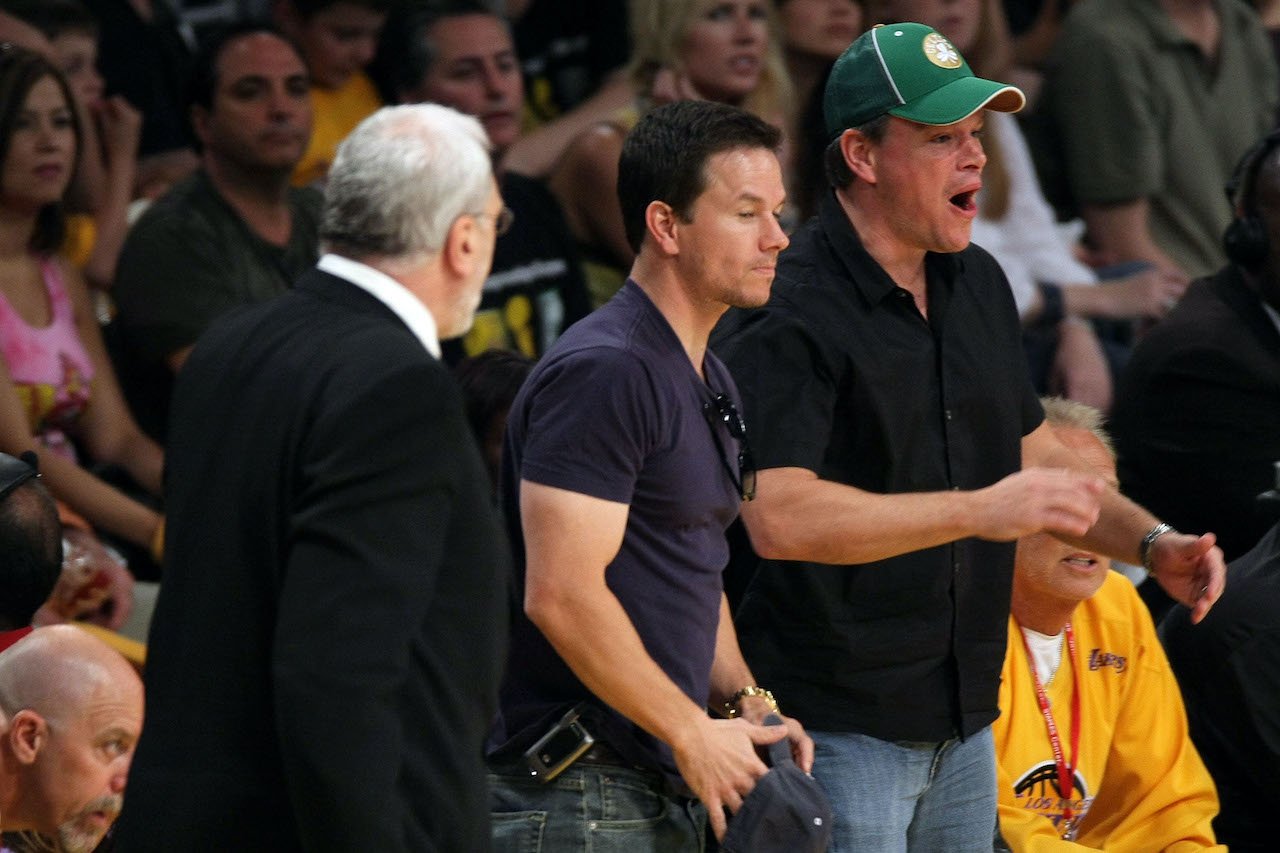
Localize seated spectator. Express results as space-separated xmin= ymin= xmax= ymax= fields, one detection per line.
xmin=548 ymin=0 xmax=792 ymax=307
xmin=8 ymin=0 xmax=141 ymax=297
xmin=0 ymin=48 xmax=164 ymax=576
xmin=1162 ymin=520 xmax=1280 ymax=853
xmin=777 ymin=0 xmax=864 ymax=221
xmin=80 ymin=0 xmax=198 ymax=200
xmin=498 ymin=0 xmax=634 ymax=179
xmin=0 ymin=624 xmax=143 ymax=853
xmin=1110 ymin=131 xmax=1280 ymax=578
xmin=0 ymin=449 xmax=131 ymax=637
xmin=875 ymin=0 xmax=1187 ymax=412
xmin=375 ymin=0 xmax=590 ymax=360
xmin=995 ymin=397 xmax=1222 ymax=849
xmin=275 ymin=0 xmax=389 ymax=187
xmin=1030 ymin=0 xmax=1276 ymax=282
xmin=0 ymin=453 xmax=61 ymax=653
xmin=510 ymin=0 xmax=631 ymax=126
xmin=112 ymin=23 xmax=320 ymax=443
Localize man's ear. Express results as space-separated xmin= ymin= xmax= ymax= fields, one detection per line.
xmin=442 ymin=214 xmax=481 ymax=278
xmin=645 ymin=200 xmax=680 ymax=256
xmin=8 ymin=710 xmax=47 ymax=765
xmin=190 ymin=104 xmax=210 ymax=149
xmin=841 ymin=128 xmax=878 ymax=186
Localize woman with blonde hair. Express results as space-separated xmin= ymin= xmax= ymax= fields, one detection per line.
xmin=549 ymin=0 xmax=792 ymax=307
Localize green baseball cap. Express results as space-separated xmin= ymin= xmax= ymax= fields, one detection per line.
xmin=824 ymin=22 xmax=1024 ymax=138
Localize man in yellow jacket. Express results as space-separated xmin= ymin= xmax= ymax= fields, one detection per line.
xmin=995 ymin=397 xmax=1223 ymax=850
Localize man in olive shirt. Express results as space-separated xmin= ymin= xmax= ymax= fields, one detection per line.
xmin=1033 ymin=0 xmax=1276 ymax=281
xmin=113 ymin=24 xmax=318 ymax=441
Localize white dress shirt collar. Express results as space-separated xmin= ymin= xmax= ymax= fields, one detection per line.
xmin=1263 ymin=299 xmax=1280 ymax=337
xmin=317 ymin=253 xmax=442 ymax=359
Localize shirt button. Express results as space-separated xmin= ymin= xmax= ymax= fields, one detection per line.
xmin=945 ymin=409 xmax=953 ymax=421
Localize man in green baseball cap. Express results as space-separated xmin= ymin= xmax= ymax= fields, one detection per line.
xmin=712 ymin=20 xmax=1228 ymax=852
xmin=823 ymin=21 xmax=1022 ymax=133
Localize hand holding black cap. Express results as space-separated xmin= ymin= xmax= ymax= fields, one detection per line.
xmin=721 ymin=714 xmax=834 ymax=853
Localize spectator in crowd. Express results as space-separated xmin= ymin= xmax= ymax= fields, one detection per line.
xmin=487 ymin=100 xmax=810 ymax=849
xmin=375 ymin=0 xmax=590 ymax=361
xmin=0 ymin=624 xmax=143 ymax=853
xmin=80 ymin=0 xmax=197 ymax=199
xmin=275 ymin=0 xmax=389 ymax=187
xmin=712 ymin=23 xmax=1226 ymax=850
xmin=498 ymin=0 xmax=634 ymax=179
xmin=549 ymin=0 xmax=792 ymax=307
xmin=995 ymin=397 xmax=1222 ymax=850
xmin=874 ymin=0 xmax=1187 ymax=412
xmin=776 ymin=0 xmax=863 ymax=141
xmin=508 ymin=0 xmax=631 ymax=127
xmin=1030 ymin=0 xmax=1277 ymax=282
xmin=116 ymin=104 xmax=509 ymax=851
xmin=1162 ymin=520 xmax=1280 ymax=853
xmin=777 ymin=0 xmax=865 ymax=221
xmin=7 ymin=0 xmax=141 ymax=296
xmin=1111 ymin=130 xmax=1280 ymax=617
xmin=0 ymin=452 xmax=61 ymax=653
xmin=112 ymin=23 xmax=319 ymax=443
xmin=0 ymin=47 xmax=163 ymax=579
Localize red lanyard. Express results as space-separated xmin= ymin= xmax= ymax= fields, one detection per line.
xmin=1019 ymin=622 xmax=1081 ymax=835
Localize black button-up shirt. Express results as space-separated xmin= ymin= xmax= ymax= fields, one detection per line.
xmin=713 ymin=192 xmax=1043 ymax=742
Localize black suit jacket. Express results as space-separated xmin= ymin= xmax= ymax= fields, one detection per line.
xmin=1111 ymin=265 xmax=1280 ymax=561
xmin=115 ymin=268 xmax=509 ymax=851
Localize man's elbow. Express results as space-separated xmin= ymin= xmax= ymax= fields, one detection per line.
xmin=741 ymin=505 xmax=801 ymax=561
xmin=524 ymin=580 xmax=575 ymax=638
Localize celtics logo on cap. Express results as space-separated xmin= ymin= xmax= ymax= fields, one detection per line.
xmin=922 ymin=32 xmax=962 ymax=69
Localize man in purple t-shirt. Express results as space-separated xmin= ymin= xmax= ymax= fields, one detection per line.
xmin=487 ymin=100 xmax=812 ymax=849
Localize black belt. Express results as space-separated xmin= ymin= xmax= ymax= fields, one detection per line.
xmin=577 ymin=741 xmax=633 ymax=767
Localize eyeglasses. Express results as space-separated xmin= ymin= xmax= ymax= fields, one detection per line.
xmin=472 ymin=206 xmax=515 ymax=237
xmin=703 ymin=392 xmax=756 ymax=502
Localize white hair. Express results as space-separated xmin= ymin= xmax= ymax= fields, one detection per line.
xmin=320 ymin=103 xmax=493 ymax=262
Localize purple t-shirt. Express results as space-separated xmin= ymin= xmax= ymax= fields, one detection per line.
xmin=490 ymin=280 xmax=742 ymax=781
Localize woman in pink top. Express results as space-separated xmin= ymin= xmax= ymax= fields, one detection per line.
xmin=0 ymin=48 xmax=162 ymax=591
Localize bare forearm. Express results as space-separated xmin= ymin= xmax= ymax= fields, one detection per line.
xmin=742 ymin=464 xmax=1105 ymax=564
xmin=527 ymin=583 xmax=708 ymax=748
xmin=36 ymin=449 xmax=161 ymax=548
xmin=1031 ymin=437 xmax=1153 ymax=563
xmin=1080 ymin=201 xmax=1186 ymax=277
xmin=708 ymin=595 xmax=754 ymax=710
xmin=81 ymin=160 xmax=137 ymax=290
xmin=743 ymin=471 xmax=995 ymax=564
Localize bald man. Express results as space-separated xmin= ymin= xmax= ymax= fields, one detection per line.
xmin=0 ymin=625 xmax=144 ymax=853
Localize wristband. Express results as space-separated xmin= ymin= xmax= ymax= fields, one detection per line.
xmin=724 ymin=685 xmax=779 ymax=718
xmin=1140 ymin=522 xmax=1175 ymax=574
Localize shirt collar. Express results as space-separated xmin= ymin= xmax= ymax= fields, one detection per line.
xmin=819 ymin=190 xmax=961 ymax=308
xmin=1263 ymin=299 xmax=1280 ymax=336
xmin=317 ymin=253 xmax=441 ymax=359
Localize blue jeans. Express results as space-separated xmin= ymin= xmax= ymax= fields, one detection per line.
xmin=489 ymin=762 xmax=706 ymax=852
xmin=809 ymin=725 xmax=997 ymax=852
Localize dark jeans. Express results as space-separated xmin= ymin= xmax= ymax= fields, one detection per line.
xmin=489 ymin=761 xmax=706 ymax=852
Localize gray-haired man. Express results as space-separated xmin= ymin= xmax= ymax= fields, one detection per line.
xmin=116 ymin=104 xmax=511 ymax=852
